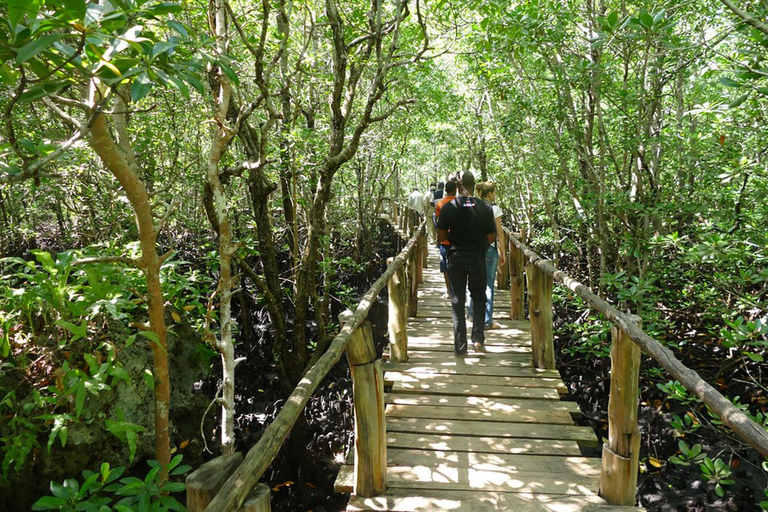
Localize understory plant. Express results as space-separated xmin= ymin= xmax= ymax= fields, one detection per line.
xmin=32 ymin=455 xmax=190 ymax=512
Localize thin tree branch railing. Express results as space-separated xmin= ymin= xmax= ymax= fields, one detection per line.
xmin=203 ymin=214 xmax=426 ymax=511
xmin=503 ymin=226 xmax=768 ymax=457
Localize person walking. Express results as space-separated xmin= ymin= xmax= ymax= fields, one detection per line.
xmin=468 ymin=181 xmax=506 ymax=329
xmin=435 ymin=180 xmax=458 ymax=299
xmin=436 ymin=171 xmax=497 ymax=356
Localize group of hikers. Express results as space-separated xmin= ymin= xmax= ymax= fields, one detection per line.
xmin=407 ymin=171 xmax=505 ymax=357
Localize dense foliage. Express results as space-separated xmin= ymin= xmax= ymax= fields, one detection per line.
xmin=1 ymin=0 xmax=766 ymax=509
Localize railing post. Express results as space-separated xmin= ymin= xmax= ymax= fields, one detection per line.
xmin=415 ymin=232 xmax=424 ymax=285
xmin=421 ymin=224 xmax=428 ymax=270
xmin=339 ymin=310 xmax=387 ymax=498
xmin=526 ymin=258 xmax=554 ymax=369
xmin=509 ymin=230 xmax=526 ymax=320
xmin=601 ymin=314 xmax=642 ymax=506
xmin=241 ymin=484 xmax=271 ymax=512
xmin=497 ymin=236 xmax=509 ymax=290
xmin=408 ymin=244 xmax=418 ymax=317
xmin=186 ymin=453 xmax=244 ymax=512
xmin=387 ymin=257 xmax=408 ymax=362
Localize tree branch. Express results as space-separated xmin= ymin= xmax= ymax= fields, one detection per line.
xmin=718 ymin=0 xmax=768 ymax=37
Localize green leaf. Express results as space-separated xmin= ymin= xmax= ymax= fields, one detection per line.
xmin=745 ymin=352 xmax=764 ymax=362
xmin=639 ymin=11 xmax=654 ymax=29
xmin=15 ymin=34 xmax=64 ymax=63
xmin=719 ymin=77 xmax=742 ymax=88
xmin=756 ymin=86 xmax=768 ymax=96
xmin=18 ymin=81 xmax=70 ymax=104
xmin=62 ymin=0 xmax=87 ymax=22
xmin=32 ymin=496 xmax=68 ymax=511
xmin=0 ymin=64 xmax=19 ymax=85
xmin=142 ymin=369 xmax=154 ymax=390
xmin=9 ymin=0 xmax=42 ymax=28
xmin=728 ymin=93 xmax=749 ymax=108
xmin=166 ymin=20 xmax=188 ymax=38
xmin=144 ymin=2 xmax=183 ymax=16
xmin=218 ymin=61 xmax=239 ymax=85
xmin=131 ymin=72 xmax=152 ymax=101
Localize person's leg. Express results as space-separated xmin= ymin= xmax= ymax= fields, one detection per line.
xmin=440 ymin=245 xmax=451 ymax=297
xmin=467 ymin=256 xmax=487 ymax=346
xmin=447 ymin=256 xmax=469 ymax=355
xmin=484 ymin=246 xmax=499 ymax=328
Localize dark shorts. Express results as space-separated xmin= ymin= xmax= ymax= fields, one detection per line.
xmin=439 ymin=244 xmax=449 ymax=272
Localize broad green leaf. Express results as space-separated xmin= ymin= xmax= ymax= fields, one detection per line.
xmin=18 ymin=81 xmax=70 ymax=104
xmin=0 ymin=64 xmax=19 ymax=85
xmin=15 ymin=34 xmax=64 ymax=63
xmin=719 ymin=76 xmax=742 ymax=88
xmin=130 ymin=72 xmax=152 ymax=101
xmin=639 ymin=11 xmax=653 ymax=29
xmin=166 ymin=20 xmax=188 ymax=38
xmin=728 ymin=93 xmax=749 ymax=108
xmin=9 ymin=0 xmax=42 ymax=28
xmin=62 ymin=0 xmax=87 ymax=22
xmin=31 ymin=496 xmax=67 ymax=510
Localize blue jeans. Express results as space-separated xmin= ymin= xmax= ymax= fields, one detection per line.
xmin=468 ymin=245 xmax=498 ymax=327
xmin=447 ymin=253 xmax=487 ymax=354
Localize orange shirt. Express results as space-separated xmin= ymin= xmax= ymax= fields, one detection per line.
xmin=435 ymin=194 xmax=456 ymax=246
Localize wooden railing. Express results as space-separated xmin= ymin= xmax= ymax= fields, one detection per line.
xmin=501 ymin=226 xmax=768 ymax=505
xmin=185 ymin=202 xmax=427 ymax=511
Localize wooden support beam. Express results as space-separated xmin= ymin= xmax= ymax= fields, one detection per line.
xmin=408 ymin=247 xmax=418 ymax=317
xmin=509 ymin=230 xmax=525 ymax=320
xmin=421 ymin=230 xmax=428 ymax=270
xmin=186 ymin=452 xmax=244 ymax=512
xmin=415 ymin=234 xmax=424 ymax=285
xmin=387 ymin=257 xmax=408 ymax=363
xmin=340 ymin=311 xmax=387 ymax=497
xmin=601 ymin=315 xmax=642 ymax=506
xmin=526 ymin=259 xmax=554 ymax=369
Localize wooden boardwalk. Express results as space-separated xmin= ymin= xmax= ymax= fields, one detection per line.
xmin=338 ymin=244 xmax=643 ymax=511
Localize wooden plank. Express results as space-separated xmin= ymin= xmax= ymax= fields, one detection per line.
xmin=387 ymin=432 xmax=585 ymax=456
xmin=403 ymin=353 xmax=534 ymax=366
xmin=396 ymin=344 xmax=531 ymax=354
xmin=387 ymin=417 xmax=598 ymax=445
xmin=347 ymin=488 xmax=646 ymax=512
xmin=384 ymin=448 xmax=601 ymax=476
xmin=385 ymin=393 xmax=580 ymax=414
xmin=386 ymin=403 xmax=575 ymax=424
xmin=337 ymin=464 xmax=600 ymax=495
xmin=384 ymin=362 xmax=562 ymax=379
xmin=390 ymin=381 xmax=559 ymax=400
xmin=384 ymin=371 xmax=568 ymax=392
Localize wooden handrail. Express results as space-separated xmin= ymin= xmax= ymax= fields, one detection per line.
xmin=503 ymin=227 xmax=768 ymax=458
xmin=203 ymin=216 xmax=426 ymax=511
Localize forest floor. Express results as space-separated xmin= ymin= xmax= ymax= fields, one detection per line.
xmin=555 ymin=307 xmax=768 ymax=511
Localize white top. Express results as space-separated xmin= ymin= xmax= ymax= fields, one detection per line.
xmin=492 ymin=203 xmax=503 ymax=220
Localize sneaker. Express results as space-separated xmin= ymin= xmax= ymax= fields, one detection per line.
xmin=485 ymin=322 xmax=501 ymax=330
xmin=441 ymin=292 xmax=450 ymax=299
xmin=473 ymin=343 xmax=486 ymax=353
xmin=454 ymin=350 xmax=467 ymax=358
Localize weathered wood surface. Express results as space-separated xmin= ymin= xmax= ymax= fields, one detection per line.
xmin=506 ymin=230 xmax=768 ymax=458
xmin=340 ymin=242 xmax=622 ymax=511
xmin=601 ymin=315 xmax=642 ymax=506
xmin=347 ymin=489 xmax=645 ymax=512
xmin=340 ymin=311 xmax=386 ymax=497
xmin=186 ymin=452 xmax=243 ymax=512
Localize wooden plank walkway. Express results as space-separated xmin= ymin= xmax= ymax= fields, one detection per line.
xmin=337 ymin=244 xmax=643 ymax=511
